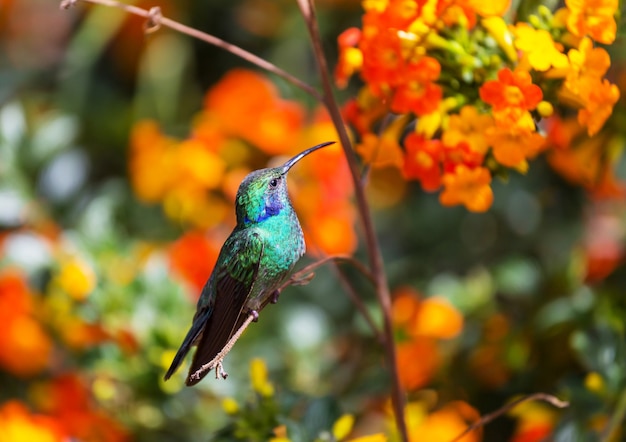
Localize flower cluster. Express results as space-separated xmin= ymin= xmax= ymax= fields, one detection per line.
xmin=0 ymin=264 xmax=129 ymax=441
xmin=336 ymin=0 xmax=621 ymax=211
xmin=129 ymin=69 xmax=357 ymax=264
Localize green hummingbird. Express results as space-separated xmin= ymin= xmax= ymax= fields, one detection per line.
xmin=164 ymin=141 xmax=335 ymax=386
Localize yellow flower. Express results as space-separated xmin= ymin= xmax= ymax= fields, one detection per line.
xmin=442 ymin=105 xmax=494 ymax=155
xmin=481 ymin=17 xmax=517 ymax=62
xmin=333 ymin=414 xmax=355 ymax=440
xmin=56 ymin=258 xmax=96 ymax=301
xmin=250 ymin=358 xmax=274 ymax=397
xmin=221 ymin=397 xmax=239 ymax=415
xmin=584 ymin=371 xmax=606 ymax=394
xmin=513 ymin=23 xmax=569 ymax=72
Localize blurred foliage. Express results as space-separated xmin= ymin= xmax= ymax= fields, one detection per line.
xmin=0 ymin=0 xmax=625 ymax=441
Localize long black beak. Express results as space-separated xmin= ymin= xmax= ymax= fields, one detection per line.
xmin=281 ymin=141 xmax=336 ymax=174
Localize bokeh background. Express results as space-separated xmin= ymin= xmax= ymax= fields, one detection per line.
xmin=0 ymin=0 xmax=625 ymax=441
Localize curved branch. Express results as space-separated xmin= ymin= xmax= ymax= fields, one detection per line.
xmin=60 ymin=0 xmax=323 ymax=102
xmin=450 ymin=393 xmax=570 ymax=442
xmin=277 ymin=255 xmax=375 ymax=291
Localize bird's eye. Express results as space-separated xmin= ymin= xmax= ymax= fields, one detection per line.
xmin=269 ymin=178 xmax=279 ymax=188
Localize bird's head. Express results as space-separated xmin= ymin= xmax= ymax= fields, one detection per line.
xmin=235 ymin=141 xmax=335 ymax=226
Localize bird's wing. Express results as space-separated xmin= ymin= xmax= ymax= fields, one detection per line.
xmin=185 ymin=230 xmax=264 ymax=385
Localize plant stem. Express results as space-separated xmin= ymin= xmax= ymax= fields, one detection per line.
xmin=295 ymin=0 xmax=408 ymax=440
xmin=60 ymin=0 xmax=323 ymax=102
xmin=450 ymin=393 xmax=570 ymax=442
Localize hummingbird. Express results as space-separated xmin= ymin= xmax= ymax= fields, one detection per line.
xmin=164 ymin=141 xmax=336 ymax=386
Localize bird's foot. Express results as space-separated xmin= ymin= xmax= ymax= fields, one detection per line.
xmin=270 ymin=289 xmax=281 ymax=304
xmin=249 ymin=309 xmax=259 ymax=322
xmin=214 ymin=361 xmax=228 ymax=380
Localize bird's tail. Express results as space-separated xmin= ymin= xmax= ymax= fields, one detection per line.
xmin=163 ymin=308 xmax=211 ymax=381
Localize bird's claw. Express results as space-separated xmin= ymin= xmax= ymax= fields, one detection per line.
xmin=249 ymin=309 xmax=259 ymax=322
xmin=215 ymin=361 xmax=228 ymax=380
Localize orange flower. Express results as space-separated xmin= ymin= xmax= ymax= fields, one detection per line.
xmin=566 ymin=37 xmax=611 ymax=89
xmin=409 ymin=401 xmax=481 ymax=442
xmin=442 ymin=141 xmax=484 ymax=173
xmin=479 ymin=68 xmax=543 ymax=128
xmin=0 ymin=315 xmax=52 ymax=377
xmin=392 ymin=288 xmax=464 ymax=340
xmin=565 ymin=0 xmax=618 ymax=44
xmin=361 ymin=29 xmax=406 ymax=94
xmin=440 ymin=166 xmax=493 ymax=212
xmin=403 ymin=133 xmax=443 ymax=191
xmin=560 ymin=37 xmax=619 ymax=135
xmin=0 ymin=401 xmax=65 ymax=442
xmin=0 ymin=269 xmax=33 ymax=320
xmin=577 ymin=78 xmax=620 ymax=136
xmin=486 ymin=126 xmax=546 ymax=168
xmin=304 ymin=206 xmax=358 ymax=255
xmin=392 ymin=287 xmax=421 ymax=328
xmin=169 ymin=231 xmax=221 ymax=294
xmin=0 ymin=270 xmax=52 ymax=377
xmin=396 ymin=338 xmax=441 ymax=391
xmin=357 ymin=132 xmax=405 ymax=169
xmin=204 ymin=69 xmax=304 ymax=155
xmin=128 ymin=120 xmax=176 ymax=203
xmin=342 ymin=93 xmax=387 ymax=137
xmin=410 ymin=297 xmax=463 ymax=339
xmin=442 ymin=106 xmax=494 ymax=155
xmin=390 ymin=57 xmax=442 ymax=116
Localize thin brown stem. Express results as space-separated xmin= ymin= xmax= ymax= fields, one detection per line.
xmin=295 ymin=0 xmax=408 ymax=440
xmin=60 ymin=0 xmax=323 ymax=102
xmin=278 ymin=255 xmax=375 ymax=291
xmin=449 ymin=393 xmax=570 ymax=442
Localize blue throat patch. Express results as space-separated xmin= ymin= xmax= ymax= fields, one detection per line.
xmin=244 ymin=198 xmax=283 ymax=225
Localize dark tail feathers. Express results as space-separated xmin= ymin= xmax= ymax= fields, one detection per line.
xmin=163 ymin=309 xmax=211 ymax=381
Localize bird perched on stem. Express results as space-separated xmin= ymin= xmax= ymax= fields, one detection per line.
xmin=164 ymin=141 xmax=335 ymax=385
